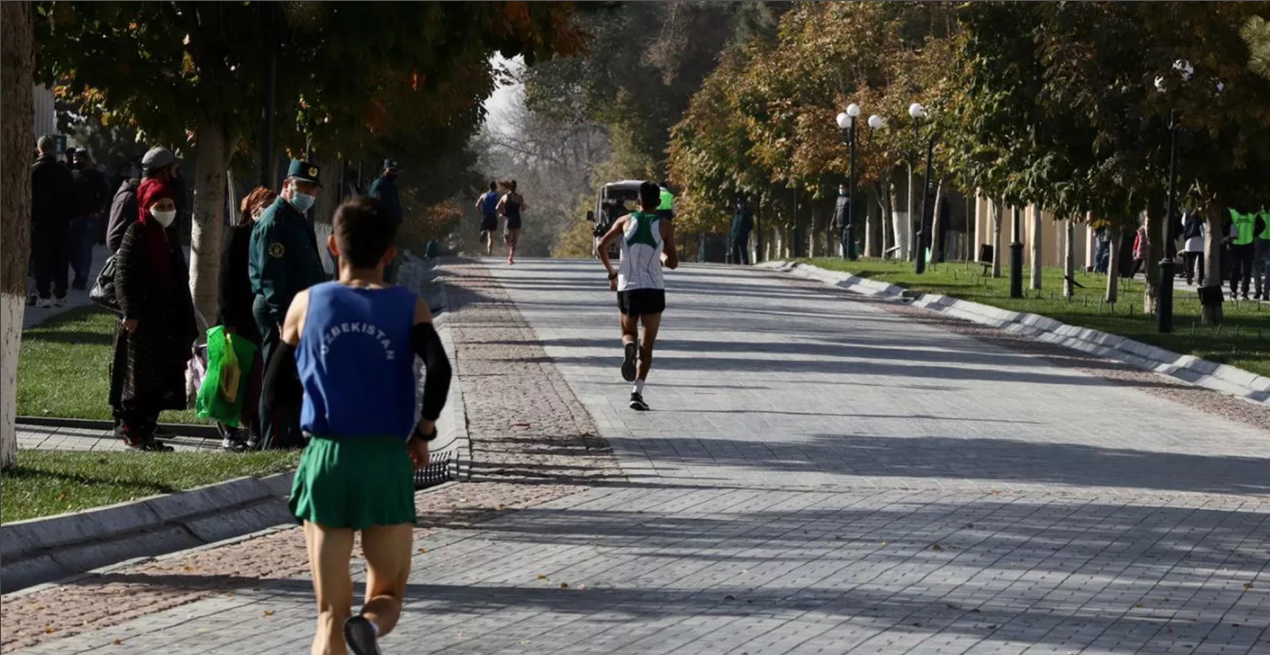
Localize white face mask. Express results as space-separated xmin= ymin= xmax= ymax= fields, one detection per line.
xmin=152 ymin=209 xmax=177 ymax=228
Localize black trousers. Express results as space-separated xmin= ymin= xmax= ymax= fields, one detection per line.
xmin=33 ymin=229 xmax=70 ymax=300
xmin=254 ymin=296 xmax=305 ymax=450
xmin=1184 ymin=251 xmax=1204 ymax=286
xmin=730 ymin=235 xmax=750 ymax=265
xmin=1230 ymin=243 xmax=1255 ymax=294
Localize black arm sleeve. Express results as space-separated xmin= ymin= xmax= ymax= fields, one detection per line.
xmin=261 ymin=341 xmax=298 ymax=418
xmin=412 ymin=322 xmax=452 ymax=423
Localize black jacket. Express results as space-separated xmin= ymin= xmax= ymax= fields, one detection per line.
xmin=218 ymin=223 xmax=261 ymax=344
xmin=107 ymin=178 xmax=141 ymax=254
xmin=31 ymin=155 xmax=76 ymax=237
xmin=72 ymin=167 xmax=111 ymax=219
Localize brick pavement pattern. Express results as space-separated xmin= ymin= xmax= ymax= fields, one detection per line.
xmin=7 ymin=259 xmax=1269 ymax=655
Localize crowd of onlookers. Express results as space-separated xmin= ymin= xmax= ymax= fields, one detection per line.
xmin=30 ymin=135 xmax=407 ymax=452
xmin=1090 ymin=209 xmax=1269 ymax=300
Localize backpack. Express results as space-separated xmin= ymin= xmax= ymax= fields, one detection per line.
xmin=481 ymin=192 xmax=500 ymax=217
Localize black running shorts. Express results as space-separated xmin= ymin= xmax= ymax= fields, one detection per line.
xmin=617 ymin=289 xmax=666 ymax=316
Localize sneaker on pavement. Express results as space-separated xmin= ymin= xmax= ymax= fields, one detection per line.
xmin=53 ymin=296 xmax=67 ymax=308
xmin=629 ymin=392 xmax=650 ymax=412
xmin=621 ymin=342 xmax=637 ymax=382
xmin=343 ymin=616 xmax=382 ymax=655
xmin=36 ymin=297 xmax=53 ymax=309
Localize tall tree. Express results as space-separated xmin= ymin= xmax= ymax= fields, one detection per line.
xmin=1 ymin=0 xmax=36 ymax=470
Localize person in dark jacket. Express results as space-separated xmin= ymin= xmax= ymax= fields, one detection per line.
xmin=729 ymin=198 xmax=754 ymax=265
xmin=831 ymin=183 xmax=851 ymax=259
xmin=250 ymin=159 xmax=327 ymax=449
xmin=69 ymin=149 xmax=111 ymax=290
xmin=368 ymin=159 xmax=402 ymax=282
xmin=108 ymin=147 xmax=176 ymax=254
xmin=216 ymin=186 xmax=276 ymax=451
xmin=31 ymin=136 xmax=77 ymax=307
xmin=109 ymin=177 xmax=198 ymax=451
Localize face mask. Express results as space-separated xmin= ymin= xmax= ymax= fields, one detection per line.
xmin=839 ymin=189 xmax=847 ymax=197
xmin=151 ymin=209 xmax=177 ymax=228
xmin=290 ymin=192 xmax=316 ymax=213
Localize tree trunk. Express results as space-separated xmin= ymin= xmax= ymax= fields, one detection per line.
xmin=1084 ymin=221 xmax=1095 ymax=272
xmin=1029 ymin=205 xmax=1043 ymax=290
xmin=1201 ymin=201 xmax=1224 ymax=325
xmin=1143 ymin=193 xmax=1166 ymax=315
xmin=929 ymin=179 xmax=945 ymax=265
xmin=905 ymin=163 xmax=914 ymax=261
xmin=189 ymin=113 xmax=228 ymax=325
xmin=1063 ymin=219 xmax=1076 ymax=298
xmin=865 ymin=186 xmax=879 ymax=258
xmin=1106 ymin=228 xmax=1122 ymax=303
xmin=0 ymin=1 xmax=34 ymax=471
xmin=974 ymin=190 xmax=984 ymax=260
xmin=990 ymin=201 xmax=1003 ymax=278
xmin=889 ymin=181 xmax=903 ymax=260
xmin=809 ymin=202 xmax=821 ymax=258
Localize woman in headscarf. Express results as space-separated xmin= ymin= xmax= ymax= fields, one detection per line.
xmin=215 ymin=186 xmax=275 ymax=450
xmin=108 ymin=177 xmax=198 ymax=451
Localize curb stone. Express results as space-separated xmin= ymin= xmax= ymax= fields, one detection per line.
xmin=0 ymin=473 xmax=295 ymax=594
xmin=765 ymin=261 xmax=1270 ymax=407
xmin=1 ymin=257 xmax=472 ymax=595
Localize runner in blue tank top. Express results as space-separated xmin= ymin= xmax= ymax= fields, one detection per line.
xmin=262 ymin=195 xmax=452 ymax=655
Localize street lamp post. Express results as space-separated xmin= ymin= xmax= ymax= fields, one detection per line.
xmin=836 ymin=103 xmax=861 ymax=260
xmin=909 ymin=103 xmax=937 ymax=275
xmin=1153 ymin=59 xmax=1192 ymax=333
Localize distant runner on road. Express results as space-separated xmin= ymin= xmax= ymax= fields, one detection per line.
xmin=474 ymin=180 xmax=500 ymax=256
xmin=497 ymin=179 xmax=527 ymax=265
xmin=597 ymin=181 xmax=678 ymax=411
xmin=266 ymin=195 xmax=452 ymax=655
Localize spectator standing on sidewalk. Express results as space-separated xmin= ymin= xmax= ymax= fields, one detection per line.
xmin=250 ymin=159 xmax=327 ymax=450
xmin=369 ymin=159 xmax=403 ymax=283
xmin=109 ymin=178 xmax=197 ymax=451
xmin=730 ymin=197 xmax=754 ymax=265
xmin=69 ymin=149 xmax=111 ymax=290
xmin=31 ymin=136 xmax=77 ymax=308
xmin=215 ymin=186 xmax=276 ymax=451
xmin=109 ymin=148 xmax=176 ymax=254
xmin=1093 ymin=227 xmax=1110 ymax=274
xmin=1180 ymin=209 xmax=1206 ymax=287
xmin=831 ymin=183 xmax=850 ymax=259
xmin=1228 ymin=208 xmax=1258 ymax=300
xmin=1254 ymin=208 xmax=1269 ymax=301
xmin=1130 ymin=222 xmax=1150 ymax=279
xmin=267 ymin=195 xmax=451 ymax=655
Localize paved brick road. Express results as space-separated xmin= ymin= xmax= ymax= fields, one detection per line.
xmin=8 ymin=259 xmax=1268 ymax=655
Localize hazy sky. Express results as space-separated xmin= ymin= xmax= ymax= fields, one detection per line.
xmin=482 ymin=55 xmax=523 ymax=136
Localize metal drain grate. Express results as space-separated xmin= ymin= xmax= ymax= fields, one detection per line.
xmin=413 ymin=450 xmax=455 ymax=489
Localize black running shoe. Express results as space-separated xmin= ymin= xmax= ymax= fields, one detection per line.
xmin=629 ymin=392 xmax=650 ymax=411
xmin=621 ymin=342 xmax=638 ymax=382
xmin=344 ymin=616 xmax=382 ymax=655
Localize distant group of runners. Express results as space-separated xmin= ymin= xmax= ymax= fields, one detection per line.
xmin=474 ymin=180 xmax=527 ymax=264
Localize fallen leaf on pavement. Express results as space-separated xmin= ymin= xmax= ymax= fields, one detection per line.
xmin=931 ymin=544 xmax=944 ymax=552
xmin=1243 ymin=582 xmax=1253 ymax=590
xmin=113 ymin=639 xmax=122 ymax=646
xmin=538 ymin=575 xmax=548 ymax=580
xmin=560 ymin=583 xmax=569 ymax=589
xmin=418 ymin=548 xmax=427 ymax=555
xmin=263 ymin=610 xmax=274 ymax=617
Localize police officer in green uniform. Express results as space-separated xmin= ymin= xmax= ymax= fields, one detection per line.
xmin=250 ymin=160 xmax=327 ymax=449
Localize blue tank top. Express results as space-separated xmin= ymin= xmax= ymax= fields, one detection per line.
xmin=481 ymin=192 xmax=499 ymax=217
xmin=298 ymin=282 xmax=417 ymax=440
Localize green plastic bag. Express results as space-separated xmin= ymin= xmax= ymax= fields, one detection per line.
xmin=196 ymin=326 xmax=259 ymax=427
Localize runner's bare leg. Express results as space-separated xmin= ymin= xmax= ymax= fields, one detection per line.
xmin=359 ymin=523 xmax=414 ymax=638
xmin=305 ymin=521 xmax=355 ymax=655
xmin=637 ymin=312 xmax=662 ymax=380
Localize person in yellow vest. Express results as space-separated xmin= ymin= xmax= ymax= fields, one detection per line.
xmin=1255 ymin=208 xmax=1270 ymax=301
xmin=1228 ymin=209 xmax=1261 ymax=300
xmin=656 ymin=182 xmax=675 ymax=222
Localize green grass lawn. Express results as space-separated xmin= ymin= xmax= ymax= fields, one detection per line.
xmin=18 ymin=306 xmax=202 ymax=422
xmin=0 ymin=450 xmax=299 ymax=523
xmin=802 ymin=258 xmax=1270 ymax=378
